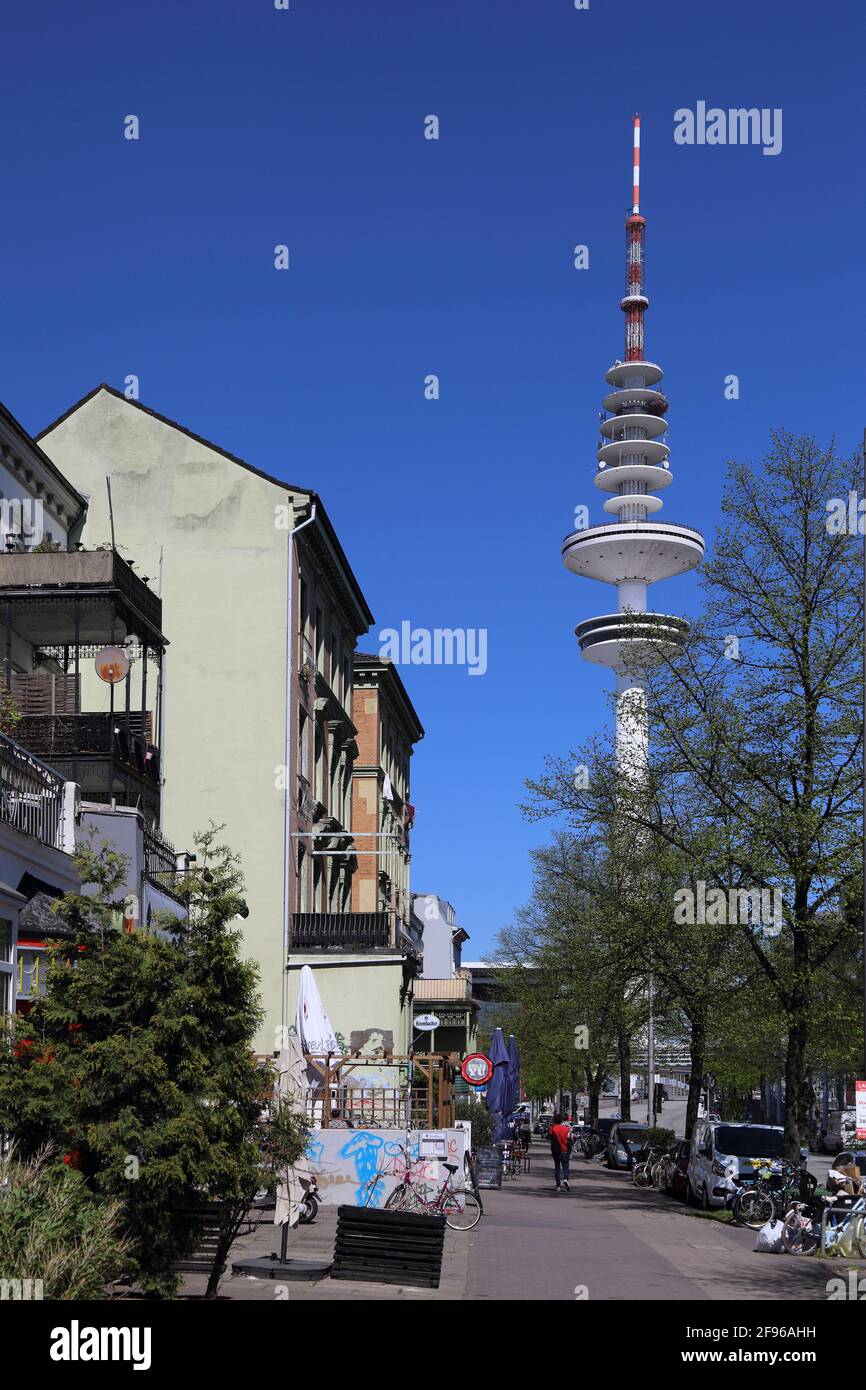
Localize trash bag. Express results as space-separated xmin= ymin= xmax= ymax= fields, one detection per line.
xmin=754 ymin=1218 xmax=785 ymax=1253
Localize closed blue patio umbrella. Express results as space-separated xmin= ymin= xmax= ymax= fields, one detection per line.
xmin=484 ymin=1027 xmax=511 ymax=1140
xmin=506 ymin=1034 xmax=521 ymax=1117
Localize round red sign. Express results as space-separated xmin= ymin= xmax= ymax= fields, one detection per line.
xmin=461 ymin=1052 xmax=494 ymax=1087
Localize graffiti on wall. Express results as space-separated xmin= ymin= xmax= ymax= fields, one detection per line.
xmin=305 ymin=1128 xmax=468 ymax=1207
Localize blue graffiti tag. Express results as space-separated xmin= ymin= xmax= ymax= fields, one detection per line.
xmin=338 ymin=1131 xmax=386 ymax=1206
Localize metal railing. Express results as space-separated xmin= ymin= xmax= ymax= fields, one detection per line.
xmin=143 ymin=823 xmax=178 ymax=885
xmin=0 ymin=730 xmax=65 ymax=848
xmin=291 ymin=912 xmax=392 ymax=949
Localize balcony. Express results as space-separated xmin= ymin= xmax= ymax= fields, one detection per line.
xmin=0 ymin=730 xmax=67 ymax=850
xmin=17 ymin=712 xmax=159 ymax=824
xmin=0 ymin=548 xmax=162 ymax=644
xmin=291 ymin=912 xmax=420 ymax=957
xmin=414 ymin=974 xmax=473 ymax=1002
xmin=0 ymin=548 xmax=167 ymax=827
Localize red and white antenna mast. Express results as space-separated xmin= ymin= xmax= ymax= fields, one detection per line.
xmin=622 ymin=113 xmax=648 ymax=362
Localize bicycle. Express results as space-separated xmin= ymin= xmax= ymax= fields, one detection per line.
xmin=387 ymin=1157 xmax=483 ymax=1230
xmin=632 ymin=1145 xmax=668 ymax=1189
xmin=363 ymin=1145 xmax=483 ymax=1230
xmin=781 ymin=1194 xmax=866 ymax=1257
xmin=730 ymin=1160 xmax=798 ymax=1229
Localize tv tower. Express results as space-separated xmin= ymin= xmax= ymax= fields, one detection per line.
xmin=562 ymin=116 xmax=704 ymax=773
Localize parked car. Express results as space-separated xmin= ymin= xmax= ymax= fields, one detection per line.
xmin=660 ymin=1140 xmax=690 ymax=1200
xmin=607 ymin=1122 xmax=651 ymax=1170
xmin=534 ymin=1113 xmax=553 ymax=1136
xmin=687 ymin=1120 xmax=806 ymax=1209
xmin=819 ymin=1109 xmax=857 ymax=1153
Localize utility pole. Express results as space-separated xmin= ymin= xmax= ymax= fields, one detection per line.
xmin=647 ymin=971 xmax=655 ymax=1127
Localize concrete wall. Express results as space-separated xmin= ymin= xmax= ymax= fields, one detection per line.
xmin=413 ymin=894 xmax=459 ymax=979
xmin=287 ymin=955 xmax=412 ymax=1055
xmin=79 ymin=804 xmax=186 ymax=929
xmin=306 ymin=1126 xmax=468 ymax=1207
xmin=40 ymin=389 xmax=294 ymax=1050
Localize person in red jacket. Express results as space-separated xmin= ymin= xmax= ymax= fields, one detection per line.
xmin=549 ymin=1112 xmax=572 ymax=1191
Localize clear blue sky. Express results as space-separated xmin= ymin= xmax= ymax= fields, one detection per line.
xmin=2 ymin=0 xmax=863 ymax=957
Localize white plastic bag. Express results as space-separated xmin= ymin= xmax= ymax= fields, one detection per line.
xmin=754 ymin=1218 xmax=785 ymax=1253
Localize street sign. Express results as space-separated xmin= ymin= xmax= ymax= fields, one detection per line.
xmin=461 ymin=1052 xmax=494 ymax=1087
xmin=856 ymin=1079 xmax=866 ymax=1143
xmin=415 ymin=1014 xmax=440 ymax=1032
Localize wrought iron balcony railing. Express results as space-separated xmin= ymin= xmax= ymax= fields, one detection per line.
xmin=0 ymin=730 xmax=65 ymax=849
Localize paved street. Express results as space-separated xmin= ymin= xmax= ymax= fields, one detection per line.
xmin=206 ymin=1140 xmax=861 ymax=1302
xmin=463 ymin=1147 xmax=851 ymax=1302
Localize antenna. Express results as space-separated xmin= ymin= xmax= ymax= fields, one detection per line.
xmin=105 ymin=476 xmax=117 ymax=552
xmin=622 ymin=113 xmax=648 ymax=363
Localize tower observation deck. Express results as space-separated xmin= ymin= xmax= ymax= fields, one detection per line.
xmin=561 ymin=116 xmax=704 ymax=769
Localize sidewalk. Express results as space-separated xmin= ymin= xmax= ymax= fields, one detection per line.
xmin=464 ymin=1149 xmax=865 ymax=1301
xmin=182 ymin=1203 xmax=472 ymax=1301
xmin=182 ymin=1146 xmax=863 ymax=1302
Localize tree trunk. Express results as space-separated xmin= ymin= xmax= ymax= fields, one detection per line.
xmin=586 ymin=1062 xmax=604 ymax=1127
xmin=684 ymin=1015 xmax=705 ymax=1143
xmin=618 ymin=1026 xmax=631 ymax=1122
xmin=784 ymin=1011 xmax=809 ymax=1164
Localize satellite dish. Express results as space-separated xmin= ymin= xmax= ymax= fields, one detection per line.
xmin=94 ymin=645 xmax=130 ymax=684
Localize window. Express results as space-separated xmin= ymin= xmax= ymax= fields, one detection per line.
xmin=296 ymin=845 xmax=307 ymax=914
xmin=299 ymin=577 xmax=308 ymax=640
xmin=298 ymin=708 xmax=309 ymax=781
xmin=313 ymin=858 xmax=323 ymax=911
xmin=18 ymin=948 xmax=45 ymax=1000
xmin=0 ymin=918 xmax=13 ymax=1019
xmin=315 ymin=605 xmax=325 ymax=669
xmin=314 ymin=725 xmax=324 ymax=803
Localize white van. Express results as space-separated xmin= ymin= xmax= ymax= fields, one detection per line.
xmin=688 ymin=1121 xmax=787 ymax=1209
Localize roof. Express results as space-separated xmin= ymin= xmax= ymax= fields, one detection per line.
xmin=0 ymin=398 xmax=87 ymax=526
xmin=38 ymin=384 xmax=375 ymax=631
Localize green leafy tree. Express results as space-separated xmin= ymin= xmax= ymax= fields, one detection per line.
xmin=0 ymin=827 xmax=308 ymax=1298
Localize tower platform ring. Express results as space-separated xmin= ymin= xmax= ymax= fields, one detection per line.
xmin=599 ymin=412 xmax=667 ymax=441
xmin=605 ymin=360 xmax=664 ymax=388
xmin=598 ymin=438 xmax=669 ymax=467
xmin=603 ymin=387 xmax=668 ymax=414
xmin=575 ymin=611 xmax=690 ymax=670
xmin=595 ymin=463 xmax=672 ymax=494
xmin=603 ymin=494 xmax=663 ymax=515
xmin=562 ymin=521 xmax=705 ymax=583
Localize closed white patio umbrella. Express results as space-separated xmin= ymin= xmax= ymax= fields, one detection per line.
xmin=274 ymin=1032 xmax=313 ymax=1229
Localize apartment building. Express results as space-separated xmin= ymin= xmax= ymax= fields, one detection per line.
xmin=411 ymin=892 xmax=477 ymax=1058
xmin=350 ymin=653 xmax=423 ymax=929
xmin=38 ymin=384 xmax=411 ymax=1052
xmin=0 ymin=396 xmax=184 ymax=1015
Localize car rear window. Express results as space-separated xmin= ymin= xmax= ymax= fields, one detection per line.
xmin=714 ymin=1126 xmax=784 ymax=1159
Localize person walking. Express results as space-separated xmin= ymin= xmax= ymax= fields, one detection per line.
xmin=550 ymin=1112 xmax=571 ymax=1191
